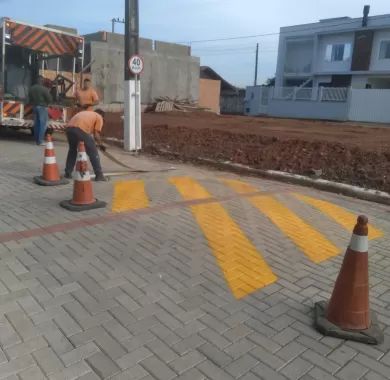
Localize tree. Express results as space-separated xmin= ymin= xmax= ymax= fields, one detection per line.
xmin=264 ymin=77 xmax=275 ymax=87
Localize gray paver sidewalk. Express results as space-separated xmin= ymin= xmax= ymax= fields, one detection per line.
xmin=0 ymin=132 xmax=389 ymax=379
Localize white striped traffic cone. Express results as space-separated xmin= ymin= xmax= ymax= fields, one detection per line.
xmin=60 ymin=141 xmax=106 ymax=211
xmin=34 ymin=135 xmax=69 ymax=186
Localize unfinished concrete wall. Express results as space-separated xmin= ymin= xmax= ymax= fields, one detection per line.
xmin=85 ymin=32 xmax=199 ymax=105
xmin=155 ymin=41 xmax=191 ymax=57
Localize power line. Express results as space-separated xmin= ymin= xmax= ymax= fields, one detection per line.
xmin=183 ymin=31 xmax=280 ymax=44
xmin=177 ymin=14 xmax=390 ymax=44
xmin=193 ymin=46 xmax=256 ymax=51
xmin=192 ymin=44 xmax=261 ymax=51
xmin=197 ymin=50 xmax=277 ymax=56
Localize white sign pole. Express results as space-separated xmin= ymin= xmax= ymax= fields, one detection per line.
xmin=135 ymin=74 xmax=142 ymax=149
xmin=124 ymin=80 xmax=136 ymax=151
xmin=124 ymin=0 xmax=140 ymax=152
xmin=124 ymin=55 xmax=143 ymax=151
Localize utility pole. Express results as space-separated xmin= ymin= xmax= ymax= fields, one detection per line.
xmin=111 ymin=17 xmax=125 ymax=33
xmin=254 ymin=43 xmax=259 ymax=86
xmin=124 ymin=0 xmax=141 ymax=151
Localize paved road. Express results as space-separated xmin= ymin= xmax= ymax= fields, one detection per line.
xmin=0 ymin=131 xmax=389 ymax=380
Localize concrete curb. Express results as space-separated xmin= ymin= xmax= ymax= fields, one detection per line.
xmin=193 ymin=158 xmax=390 ymax=206
xmin=105 ymin=145 xmax=390 ymax=206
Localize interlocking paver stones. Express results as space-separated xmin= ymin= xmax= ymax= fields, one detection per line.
xmin=0 ymin=137 xmax=389 ymax=379
xmin=198 ymin=343 xmax=232 ymax=367
xmin=5 ymin=310 xmax=39 ymax=341
xmin=364 ymin=371 xmax=389 ymax=380
xmin=170 ymin=351 xmax=206 ymax=375
xmin=223 ymin=338 xmax=256 ymax=359
xmin=327 ymin=345 xmax=358 ymax=366
xmin=172 ymin=333 xmax=206 ymax=355
xmin=280 ymin=357 xmax=313 ymax=380
xmin=308 ymin=367 xmax=338 ymax=380
xmin=224 ymin=354 xmax=259 ymax=378
xmin=140 ymin=355 xmax=177 ymax=380
xmin=251 ymin=363 xmax=289 ymax=380
xmin=116 ymin=347 xmax=153 ymax=370
xmin=86 ymin=351 xmax=121 ymax=379
xmin=5 ymin=336 xmax=48 ymax=359
xmin=18 ymin=366 xmax=48 ymax=380
xmin=60 ymin=342 xmax=100 ymax=367
xmin=301 ymin=350 xmax=340 ymax=374
xmin=197 ymin=360 xmax=236 ymax=380
xmin=36 ymin=321 xmax=73 ymax=356
xmin=33 ymin=347 xmax=64 ymax=376
xmin=48 ymin=361 xmax=92 ymax=380
xmin=175 ymin=367 xmax=205 ymax=380
xmin=335 ymin=361 xmax=369 ymax=380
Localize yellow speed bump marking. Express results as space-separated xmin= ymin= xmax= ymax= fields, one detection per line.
xmin=170 ymin=177 xmax=277 ymax=299
xmin=293 ymin=193 xmax=383 ymax=240
xmin=222 ymin=178 xmax=260 ymax=194
xmin=248 ymin=195 xmax=340 ymax=263
xmin=112 ymin=180 xmax=149 ymax=213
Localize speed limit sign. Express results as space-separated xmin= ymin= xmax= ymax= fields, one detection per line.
xmin=128 ymin=55 xmax=144 ymax=75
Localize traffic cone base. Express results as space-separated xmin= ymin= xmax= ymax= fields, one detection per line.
xmin=314 ymin=301 xmax=383 ymax=345
xmin=34 ymin=136 xmax=69 ymax=186
xmin=34 ymin=176 xmax=69 ymax=186
xmin=60 ymin=142 xmax=106 ymax=212
xmin=60 ymin=199 xmax=106 ymax=212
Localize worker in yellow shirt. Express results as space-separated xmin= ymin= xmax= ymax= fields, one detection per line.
xmin=64 ymin=110 xmax=107 ymax=181
xmin=75 ymin=79 xmax=99 ymax=111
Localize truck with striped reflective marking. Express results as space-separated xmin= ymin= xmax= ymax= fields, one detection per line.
xmin=0 ymin=17 xmax=84 ymax=131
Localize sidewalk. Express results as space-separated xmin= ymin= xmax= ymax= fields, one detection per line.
xmin=0 ymin=131 xmax=389 ymax=380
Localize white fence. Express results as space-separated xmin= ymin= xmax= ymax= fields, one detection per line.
xmin=272 ymin=87 xmax=348 ymax=102
xmin=244 ymin=86 xmax=271 ymax=116
xmin=246 ymin=86 xmax=390 ymax=123
xmin=348 ymin=89 xmax=390 ymax=123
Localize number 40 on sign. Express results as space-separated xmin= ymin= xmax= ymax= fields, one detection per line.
xmin=129 ymin=55 xmax=144 ymax=75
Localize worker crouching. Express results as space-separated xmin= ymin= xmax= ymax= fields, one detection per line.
xmin=64 ymin=109 xmax=107 ymax=181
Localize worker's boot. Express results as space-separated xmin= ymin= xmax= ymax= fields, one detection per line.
xmin=95 ymin=173 xmax=108 ymax=182
xmin=64 ymin=172 xmax=72 ymax=179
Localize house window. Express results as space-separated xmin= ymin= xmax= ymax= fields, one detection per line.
xmin=325 ymin=43 xmax=352 ymax=62
xmin=379 ymin=41 xmax=390 ymax=59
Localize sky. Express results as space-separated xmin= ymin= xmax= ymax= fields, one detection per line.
xmin=1 ymin=0 xmax=389 ymax=87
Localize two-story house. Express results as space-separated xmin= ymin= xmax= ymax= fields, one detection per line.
xmin=275 ymin=6 xmax=390 ymax=90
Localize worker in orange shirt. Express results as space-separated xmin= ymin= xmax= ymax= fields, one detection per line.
xmin=76 ymin=79 xmax=99 ymax=111
xmin=64 ymin=109 xmax=107 ymax=181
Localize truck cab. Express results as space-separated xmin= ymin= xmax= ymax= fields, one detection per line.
xmin=0 ymin=18 xmax=84 ymax=131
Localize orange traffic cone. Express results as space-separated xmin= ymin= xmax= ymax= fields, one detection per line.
xmin=314 ymin=215 xmax=383 ymax=345
xmin=60 ymin=142 xmax=106 ymax=212
xmin=34 ymin=135 xmax=69 ymax=186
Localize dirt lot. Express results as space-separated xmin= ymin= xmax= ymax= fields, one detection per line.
xmin=103 ymin=112 xmax=390 ymax=193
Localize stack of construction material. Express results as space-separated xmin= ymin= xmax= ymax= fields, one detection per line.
xmin=152 ymin=97 xmax=211 ymax=113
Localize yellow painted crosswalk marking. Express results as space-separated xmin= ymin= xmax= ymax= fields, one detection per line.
xmin=222 ymin=178 xmax=260 ymax=194
xmin=170 ymin=177 xmax=277 ymax=299
xmin=112 ymin=180 xmax=149 ymax=213
xmin=248 ymin=195 xmax=340 ymax=263
xmin=293 ymin=193 xmax=383 ymax=240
